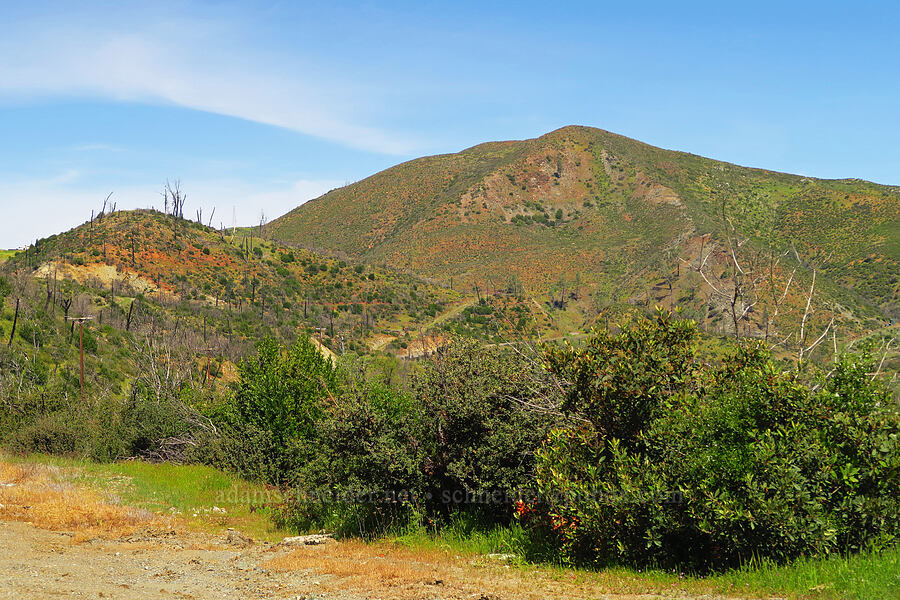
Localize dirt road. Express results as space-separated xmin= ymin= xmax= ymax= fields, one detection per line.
xmin=0 ymin=521 xmax=313 ymax=599
xmin=0 ymin=459 xmax=745 ymax=599
xmin=1 ymin=521 xmax=707 ymax=600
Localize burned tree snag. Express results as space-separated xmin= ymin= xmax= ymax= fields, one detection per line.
xmin=164 ymin=180 xmax=186 ymax=241
xmin=61 ymin=297 xmax=72 ymax=321
xmin=7 ymin=298 xmax=18 ymax=347
xmin=125 ymin=299 xmax=135 ymax=332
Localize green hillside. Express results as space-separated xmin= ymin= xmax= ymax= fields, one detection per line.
xmin=2 ymin=209 xmax=461 ymax=357
xmin=268 ymin=126 xmax=900 ymax=342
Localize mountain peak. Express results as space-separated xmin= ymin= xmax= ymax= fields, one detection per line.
xmin=267 ymin=128 xmax=900 ymax=327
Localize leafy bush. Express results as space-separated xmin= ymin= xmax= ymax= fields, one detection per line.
xmin=191 ymin=419 xmax=290 ymax=486
xmin=411 ymin=338 xmax=561 ymax=518
xmin=287 ymin=380 xmax=426 ymax=537
xmin=529 ymin=312 xmax=900 ymax=571
xmin=228 ymin=336 xmax=339 ymax=484
xmin=17 ymin=320 xmax=45 ymax=348
xmin=270 ymin=337 xmax=561 ymax=536
xmin=7 ymin=411 xmax=92 ymax=456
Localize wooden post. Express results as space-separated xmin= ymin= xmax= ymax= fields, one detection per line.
xmin=68 ymin=316 xmax=95 ymax=402
xmin=79 ymin=321 xmax=84 ymax=403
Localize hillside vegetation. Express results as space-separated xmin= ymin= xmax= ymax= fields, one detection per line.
xmin=268 ymin=125 xmax=900 ymax=344
xmin=4 ymin=209 xmax=459 ymax=356
xmin=0 ymin=130 xmax=897 ymax=598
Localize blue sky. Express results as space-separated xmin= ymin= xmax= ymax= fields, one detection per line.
xmin=1 ymin=1 xmax=899 ymax=247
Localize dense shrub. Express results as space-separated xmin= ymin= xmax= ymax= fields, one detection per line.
xmin=191 ymin=419 xmax=290 ymax=486
xmin=6 ymin=410 xmax=93 ymax=456
xmin=266 ymin=337 xmax=562 ymax=536
xmin=234 ymin=337 xmax=338 ymax=442
xmin=529 ymin=312 xmax=900 ymax=571
xmin=411 ymin=338 xmax=561 ymax=517
xmin=99 ymin=385 xmax=199 ymax=461
xmin=287 ymin=380 xmax=426 ymax=536
xmin=17 ymin=320 xmax=45 ymax=348
xmin=224 ymin=336 xmax=339 ymax=484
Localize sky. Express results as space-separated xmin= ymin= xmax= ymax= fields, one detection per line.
xmin=1 ymin=0 xmax=899 ymax=247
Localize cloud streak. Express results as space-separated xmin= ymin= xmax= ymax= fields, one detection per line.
xmin=0 ymin=12 xmax=417 ymax=155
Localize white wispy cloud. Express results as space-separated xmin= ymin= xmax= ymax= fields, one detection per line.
xmin=0 ymin=12 xmax=417 ymax=155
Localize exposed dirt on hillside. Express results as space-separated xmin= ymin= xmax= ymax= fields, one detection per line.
xmin=309 ymin=335 xmax=340 ymax=364
xmin=398 ymin=333 xmax=447 ymax=359
xmin=35 ymin=260 xmax=161 ymax=295
xmin=367 ymin=332 xmax=397 ymax=351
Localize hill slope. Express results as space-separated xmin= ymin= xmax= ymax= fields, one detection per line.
xmin=268 ymin=126 xmax=900 ymax=332
xmin=2 ymin=209 xmax=461 ymax=357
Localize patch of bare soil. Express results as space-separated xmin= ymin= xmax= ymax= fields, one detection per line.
xmin=34 ymin=261 xmax=160 ymax=295
xmin=0 ymin=521 xmax=315 ymax=599
xmin=0 ymin=461 xmax=744 ymax=599
xmin=1 ymin=523 xmax=711 ymax=600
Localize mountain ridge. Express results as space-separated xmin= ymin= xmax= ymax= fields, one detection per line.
xmin=268 ymin=125 xmax=900 ymax=337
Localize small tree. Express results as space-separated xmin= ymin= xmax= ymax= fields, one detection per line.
xmin=230 ymin=336 xmax=339 ymax=482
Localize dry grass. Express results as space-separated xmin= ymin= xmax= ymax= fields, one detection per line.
xmin=264 ymin=539 xmax=700 ymax=600
xmin=0 ymin=460 xmax=163 ymax=539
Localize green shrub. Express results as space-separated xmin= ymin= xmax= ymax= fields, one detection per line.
xmin=94 ymin=386 xmax=198 ymax=461
xmin=411 ymin=338 xmax=561 ymax=519
xmin=17 ymin=320 xmax=46 ymax=348
xmin=191 ymin=419 xmax=293 ymax=486
xmin=81 ymin=328 xmax=98 ymax=353
xmin=529 ymin=312 xmax=900 ymax=571
xmin=289 ymin=380 xmax=426 ymax=537
xmin=272 ymin=337 xmax=562 ymax=536
xmin=544 ymin=309 xmax=698 ymax=448
xmin=229 ymin=336 xmax=339 ymax=484
xmin=7 ymin=411 xmax=92 ymax=456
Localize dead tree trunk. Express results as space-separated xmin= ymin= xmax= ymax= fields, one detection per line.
xmin=7 ymin=298 xmax=19 ymax=347
xmin=126 ymin=299 xmax=135 ymax=331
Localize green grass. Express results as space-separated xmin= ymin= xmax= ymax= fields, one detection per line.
xmin=708 ymin=547 xmax=900 ymax=600
xmin=389 ymin=514 xmax=900 ymax=599
xmin=4 ymin=454 xmax=897 ymax=598
xmin=391 ymin=513 xmax=533 ymax=558
xmin=0 ymin=250 xmax=16 ymax=264
xmin=7 ymin=454 xmax=289 ymax=541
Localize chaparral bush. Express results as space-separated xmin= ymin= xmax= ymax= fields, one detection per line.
xmin=528 ymin=310 xmax=899 ymax=571
xmin=266 ymin=336 xmax=562 ymax=537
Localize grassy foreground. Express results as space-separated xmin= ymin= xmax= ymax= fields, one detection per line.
xmin=2 ymin=453 xmax=288 ymax=541
xmin=1 ymin=453 xmax=896 ymax=599
xmin=390 ymin=517 xmax=899 ymax=600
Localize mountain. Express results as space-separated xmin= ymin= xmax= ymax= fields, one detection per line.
xmin=4 ymin=126 xmax=899 ymax=370
xmin=1 ymin=209 xmax=461 ymax=358
xmin=268 ymin=126 xmax=900 ymax=338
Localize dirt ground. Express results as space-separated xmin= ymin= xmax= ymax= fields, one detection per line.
xmin=0 ymin=520 xmax=300 ymax=599
xmin=0 ymin=460 xmax=742 ymax=600
xmin=6 ymin=521 xmax=722 ymax=600
xmin=1 ymin=521 xmax=721 ymax=600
